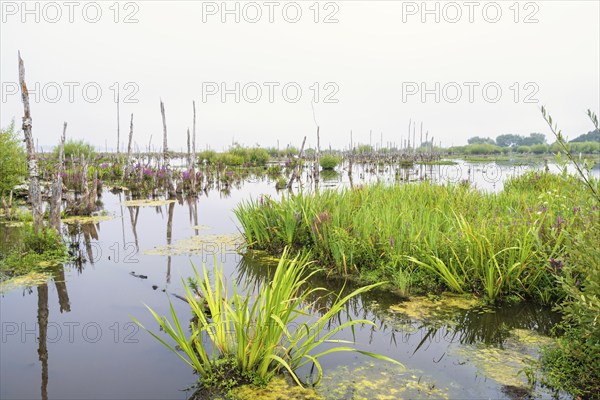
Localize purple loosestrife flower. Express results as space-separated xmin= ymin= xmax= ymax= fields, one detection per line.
xmin=549 ymin=258 xmax=564 ymax=273
xmin=390 ymin=235 xmax=395 ymax=247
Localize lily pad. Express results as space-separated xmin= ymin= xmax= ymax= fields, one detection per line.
xmin=122 ymin=199 xmax=176 ymax=207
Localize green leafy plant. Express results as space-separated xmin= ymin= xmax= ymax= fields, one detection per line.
xmin=319 ymin=155 xmax=341 ymax=170
xmin=133 ymin=248 xmax=402 ymax=391
xmin=0 ymin=121 xmax=27 ymax=196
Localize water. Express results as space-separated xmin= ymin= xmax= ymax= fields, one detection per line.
xmin=0 ymin=161 xmax=571 ymax=399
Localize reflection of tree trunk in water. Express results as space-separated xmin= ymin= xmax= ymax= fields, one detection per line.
xmin=82 ymin=223 xmax=97 ymax=264
xmin=37 ymin=284 xmax=49 ymax=400
xmin=128 ymin=206 xmax=139 ymax=251
xmin=119 ymin=192 xmax=126 ymax=253
xmin=166 ymin=201 xmax=175 ymax=283
xmin=193 ymin=199 xmax=199 ymax=236
xmin=53 ymin=266 xmax=71 ymax=313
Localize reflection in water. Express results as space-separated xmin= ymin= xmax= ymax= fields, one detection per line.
xmin=166 ymin=201 xmax=175 ymax=284
xmin=236 ymin=251 xmax=560 ymax=354
xmin=37 ymin=284 xmax=49 ymax=400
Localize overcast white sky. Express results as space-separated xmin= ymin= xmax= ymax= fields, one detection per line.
xmin=1 ymin=0 xmax=599 ymax=151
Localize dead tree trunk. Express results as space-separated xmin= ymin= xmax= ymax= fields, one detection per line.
xmin=287 ymin=136 xmax=306 ymax=189
xmin=314 ymin=126 xmax=321 ymax=187
xmin=124 ymin=113 xmax=134 ymax=178
xmin=49 ymin=122 xmax=66 ymax=231
xmin=160 ymin=100 xmax=176 ymax=197
xmin=18 ymin=52 xmax=43 ymax=232
xmin=116 ymin=91 xmax=120 ymax=155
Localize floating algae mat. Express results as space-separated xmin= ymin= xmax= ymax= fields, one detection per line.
xmin=449 ymin=328 xmax=554 ymax=389
xmin=121 ymin=199 xmax=176 ymax=207
xmin=0 ymin=271 xmax=53 ymax=294
xmin=231 ymin=377 xmax=322 ymax=400
xmin=318 ymin=362 xmax=448 ymax=400
xmin=388 ymin=294 xmax=480 ymax=321
xmin=62 ymin=214 xmax=116 ymax=225
xmin=144 ymin=233 xmax=244 ymax=256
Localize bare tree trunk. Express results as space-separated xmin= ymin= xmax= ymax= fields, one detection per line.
xmin=116 ymin=91 xmax=120 ymax=155
xmin=186 ymin=128 xmax=192 ymax=170
xmin=287 ymin=136 xmax=306 ymax=189
xmin=314 ymin=126 xmax=320 ymax=187
xmin=160 ymin=100 xmax=176 ymax=197
xmin=124 ymin=113 xmax=134 ymax=178
xmin=18 ymin=52 xmax=43 ymax=231
xmin=49 ymin=123 xmax=66 ymax=231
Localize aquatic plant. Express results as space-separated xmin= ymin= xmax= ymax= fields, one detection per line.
xmin=319 ymin=155 xmax=341 ymax=170
xmin=235 ymin=171 xmax=597 ymax=303
xmin=133 ymin=248 xmax=401 ymax=392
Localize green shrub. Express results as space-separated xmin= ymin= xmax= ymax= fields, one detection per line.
xmin=247 ymin=148 xmax=270 ymax=166
xmin=0 ymin=225 xmax=69 ymax=278
xmin=56 ymin=139 xmax=95 ymax=160
xmin=0 ymin=121 xmax=27 ymax=196
xmin=198 ymin=150 xmax=218 ymax=165
xmin=464 ymin=143 xmax=502 ymax=154
xmin=319 ymin=154 xmax=341 ymax=170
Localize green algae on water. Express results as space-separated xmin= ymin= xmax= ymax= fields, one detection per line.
xmin=121 ymin=199 xmax=176 ymax=207
xmin=318 ymin=362 xmax=448 ymax=400
xmin=449 ymin=328 xmax=554 ymax=389
xmin=0 ymin=271 xmax=52 ymax=294
xmin=144 ymin=233 xmax=244 ymax=256
xmin=388 ymin=294 xmax=479 ymax=321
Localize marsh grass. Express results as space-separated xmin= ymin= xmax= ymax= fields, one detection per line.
xmin=133 ymin=249 xmax=402 ymax=392
xmin=235 ymin=172 xmax=597 ymax=304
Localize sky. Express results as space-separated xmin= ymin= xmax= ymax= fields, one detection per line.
xmin=1 ymin=0 xmax=599 ymax=152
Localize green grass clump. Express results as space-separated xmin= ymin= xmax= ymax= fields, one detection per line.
xmin=134 ymin=249 xmax=401 ymax=393
xmin=235 ymin=171 xmax=598 ymax=304
xmin=0 ymin=225 xmax=69 ymax=279
xmin=319 ymin=155 xmax=341 ymax=170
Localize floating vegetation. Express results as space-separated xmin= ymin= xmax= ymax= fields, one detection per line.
xmin=121 ymin=199 xmax=176 ymax=207
xmin=388 ymin=294 xmax=479 ymax=321
xmin=449 ymin=328 xmax=554 ymax=389
xmin=318 ymin=362 xmax=449 ymax=400
xmin=62 ymin=214 xmax=116 ymax=225
xmin=0 ymin=271 xmax=52 ymax=293
xmin=1 ymin=221 xmax=25 ymax=228
xmin=144 ymin=233 xmax=244 ymax=256
xmin=231 ymin=377 xmax=322 ymax=400
xmin=191 ymin=225 xmax=211 ymax=231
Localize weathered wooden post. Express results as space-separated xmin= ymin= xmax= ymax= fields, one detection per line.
xmin=49 ymin=122 xmax=66 ymax=231
xmin=18 ymin=51 xmax=43 ymax=231
xmin=160 ymin=100 xmax=176 ymax=197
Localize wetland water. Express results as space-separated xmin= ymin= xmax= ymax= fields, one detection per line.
xmin=1 ymin=160 xmax=584 ymax=399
